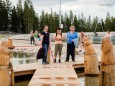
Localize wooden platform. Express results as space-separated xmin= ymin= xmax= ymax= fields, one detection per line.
xmin=13 ymin=60 xmax=101 ymax=77
xmin=28 ymin=63 xmax=81 ymax=86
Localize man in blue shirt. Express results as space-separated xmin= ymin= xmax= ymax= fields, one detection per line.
xmin=65 ymin=26 xmax=78 ymax=62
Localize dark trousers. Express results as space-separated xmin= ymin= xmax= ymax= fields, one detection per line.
xmin=66 ymin=42 xmax=75 ymax=61
xmin=42 ymin=44 xmax=49 ymax=63
xmin=30 ymin=36 xmax=35 ymax=45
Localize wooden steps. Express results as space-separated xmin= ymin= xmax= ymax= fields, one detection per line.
xmin=28 ymin=63 xmax=81 ymax=86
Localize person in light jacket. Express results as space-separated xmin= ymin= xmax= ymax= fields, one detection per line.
xmin=65 ymin=26 xmax=78 ymax=62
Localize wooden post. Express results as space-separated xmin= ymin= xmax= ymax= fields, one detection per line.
xmin=8 ymin=37 xmax=13 ymax=47
xmin=8 ymin=37 xmax=15 ymax=49
xmin=9 ymin=63 xmax=15 ymax=86
xmin=47 ymin=48 xmax=50 ymax=63
xmin=0 ymin=41 xmax=14 ymax=86
xmin=83 ymin=36 xmax=100 ymax=86
xmin=101 ymin=36 xmax=115 ymax=86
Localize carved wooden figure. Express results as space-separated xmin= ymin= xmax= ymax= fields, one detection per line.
xmin=101 ymin=36 xmax=115 ymax=86
xmin=83 ymin=36 xmax=99 ymax=86
xmin=0 ymin=41 xmax=14 ymax=86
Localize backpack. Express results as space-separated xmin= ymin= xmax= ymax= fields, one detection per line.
xmin=36 ymin=47 xmax=45 ymax=59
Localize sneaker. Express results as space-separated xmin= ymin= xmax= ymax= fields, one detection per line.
xmin=72 ymin=59 xmax=75 ymax=62
xmin=42 ymin=62 xmax=47 ymax=65
xmin=54 ymin=59 xmax=56 ymax=63
xmin=65 ymin=60 xmax=69 ymax=62
xmin=59 ymin=59 xmax=61 ymax=63
xmin=46 ymin=61 xmax=49 ymax=64
xmin=79 ymin=50 xmax=82 ymax=52
xmin=72 ymin=60 xmax=75 ymax=62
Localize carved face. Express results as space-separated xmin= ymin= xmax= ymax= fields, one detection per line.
xmin=83 ymin=35 xmax=92 ymax=46
xmin=0 ymin=41 xmax=10 ymax=55
xmin=101 ymin=36 xmax=113 ymax=53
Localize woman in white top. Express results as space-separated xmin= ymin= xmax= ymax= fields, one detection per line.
xmin=54 ymin=28 xmax=64 ymax=63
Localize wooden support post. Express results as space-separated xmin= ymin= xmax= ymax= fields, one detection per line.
xmin=8 ymin=38 xmax=13 ymax=47
xmin=84 ymin=55 xmax=100 ymax=86
xmin=9 ymin=63 xmax=15 ymax=86
xmin=83 ymin=36 xmax=100 ymax=86
xmin=101 ymin=36 xmax=115 ymax=86
xmin=8 ymin=37 xmax=15 ymax=49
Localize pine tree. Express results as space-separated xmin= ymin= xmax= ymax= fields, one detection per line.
xmin=10 ymin=6 xmax=18 ymax=32
xmin=105 ymin=12 xmax=111 ymax=31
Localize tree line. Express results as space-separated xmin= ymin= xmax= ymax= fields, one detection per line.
xmin=0 ymin=0 xmax=115 ymax=33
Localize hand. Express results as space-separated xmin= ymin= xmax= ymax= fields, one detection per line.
xmin=40 ymin=44 xmax=42 ymax=48
xmin=49 ymin=44 xmax=51 ymax=49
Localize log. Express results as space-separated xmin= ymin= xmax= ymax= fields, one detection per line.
xmin=101 ymin=36 xmax=115 ymax=86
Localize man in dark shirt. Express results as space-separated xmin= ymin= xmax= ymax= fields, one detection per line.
xmin=40 ymin=25 xmax=50 ymax=65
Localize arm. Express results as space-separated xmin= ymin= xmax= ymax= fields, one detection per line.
xmin=75 ymin=33 xmax=78 ymax=38
xmin=54 ymin=35 xmax=63 ymax=41
xmin=40 ymin=35 xmax=44 ymax=47
xmin=49 ymin=34 xmax=51 ymax=48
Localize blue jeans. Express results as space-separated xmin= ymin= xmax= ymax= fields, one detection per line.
xmin=42 ymin=44 xmax=49 ymax=63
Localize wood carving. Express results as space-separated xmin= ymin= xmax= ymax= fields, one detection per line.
xmin=101 ymin=36 xmax=115 ymax=65
xmin=83 ymin=36 xmax=99 ymax=74
xmin=101 ymin=36 xmax=115 ymax=86
xmin=0 ymin=41 xmax=11 ymax=86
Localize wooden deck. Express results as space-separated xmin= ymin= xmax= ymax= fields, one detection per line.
xmin=13 ymin=57 xmax=101 ymax=86
xmin=28 ymin=62 xmax=81 ymax=86
xmin=13 ymin=60 xmax=101 ymax=77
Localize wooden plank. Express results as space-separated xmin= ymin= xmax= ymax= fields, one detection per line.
xmin=28 ymin=64 xmax=81 ymax=86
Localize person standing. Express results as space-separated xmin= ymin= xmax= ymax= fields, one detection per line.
xmin=40 ymin=25 xmax=51 ymax=65
xmin=54 ymin=28 xmax=64 ymax=63
xmin=65 ymin=26 xmax=78 ymax=62
xmin=34 ymin=30 xmax=38 ymax=45
xmin=78 ymin=31 xmax=85 ymax=52
xmin=30 ymin=30 xmax=35 ymax=45
xmin=105 ymin=29 xmax=112 ymax=42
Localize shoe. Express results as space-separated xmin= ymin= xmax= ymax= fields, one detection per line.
xmin=72 ymin=60 xmax=75 ymax=62
xmin=42 ymin=62 xmax=47 ymax=65
xmin=84 ymin=52 xmax=85 ymax=55
xmin=59 ymin=59 xmax=61 ymax=63
xmin=79 ymin=50 xmax=82 ymax=52
xmin=65 ymin=60 xmax=69 ymax=62
xmin=46 ymin=61 xmax=49 ymax=64
xmin=54 ymin=59 xmax=56 ymax=63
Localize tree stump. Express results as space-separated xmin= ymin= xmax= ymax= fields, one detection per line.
xmin=83 ymin=36 xmax=100 ymax=86
xmin=101 ymin=36 xmax=115 ymax=86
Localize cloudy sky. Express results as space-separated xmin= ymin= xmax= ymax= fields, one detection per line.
xmin=10 ymin=0 xmax=115 ymax=19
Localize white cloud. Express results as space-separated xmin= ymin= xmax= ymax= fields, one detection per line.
xmin=10 ymin=0 xmax=115 ymax=19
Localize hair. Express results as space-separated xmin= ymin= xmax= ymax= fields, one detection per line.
xmin=107 ymin=29 xmax=111 ymax=32
xmin=70 ymin=26 xmax=75 ymax=29
xmin=56 ymin=27 xmax=62 ymax=37
xmin=44 ymin=25 xmax=48 ymax=28
xmin=81 ymin=32 xmax=84 ymax=38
